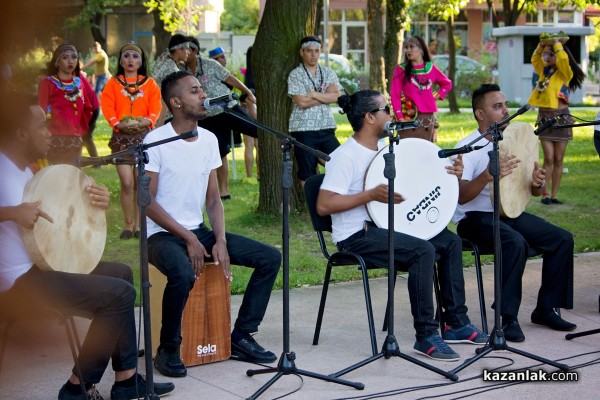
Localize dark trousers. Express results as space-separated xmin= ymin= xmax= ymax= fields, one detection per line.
xmin=429 ymin=228 xmax=470 ymax=327
xmin=337 ymin=222 xmax=438 ymax=340
xmin=291 ymin=129 xmax=340 ymax=181
xmin=198 ymin=105 xmax=258 ymax=158
xmin=148 ymin=224 xmax=281 ymax=351
xmin=0 ymin=262 xmax=137 ymax=384
xmin=457 ymin=211 xmax=574 ymax=318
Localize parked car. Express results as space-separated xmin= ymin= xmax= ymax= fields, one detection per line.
xmin=431 ymin=55 xmax=496 ymax=98
xmin=319 ymin=53 xmax=355 ymax=73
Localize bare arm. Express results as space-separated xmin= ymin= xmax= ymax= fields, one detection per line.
xmin=316 ymin=185 xmax=404 ymax=216
xmin=224 ymin=75 xmax=256 ymax=105
xmin=458 ymin=155 xmax=520 ymax=204
xmin=204 ymin=170 xmax=231 ymax=280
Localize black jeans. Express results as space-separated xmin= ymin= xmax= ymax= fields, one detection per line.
xmin=429 ymin=228 xmax=470 ymax=327
xmin=337 ymin=222 xmax=438 ymax=341
xmin=197 ymin=105 xmax=258 ymax=158
xmin=457 ymin=211 xmax=574 ymax=318
xmin=291 ymin=129 xmax=340 ymax=181
xmin=0 ymin=262 xmax=137 ymax=384
xmin=148 ymin=224 xmax=281 ymax=351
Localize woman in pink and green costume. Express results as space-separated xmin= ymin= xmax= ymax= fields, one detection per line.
xmin=390 ymin=36 xmax=452 ymax=142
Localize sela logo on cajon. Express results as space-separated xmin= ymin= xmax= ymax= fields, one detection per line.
xmin=196 ymin=343 xmax=217 ymax=356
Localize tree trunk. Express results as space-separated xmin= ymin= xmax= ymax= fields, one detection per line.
xmin=89 ymin=13 xmax=106 ymax=49
xmin=446 ymin=18 xmax=459 ymax=113
xmin=253 ymin=0 xmax=318 ymax=214
xmin=152 ymin=10 xmax=171 ymax=59
xmin=384 ymin=0 xmax=409 ymax=92
xmin=367 ymin=0 xmax=385 ymax=94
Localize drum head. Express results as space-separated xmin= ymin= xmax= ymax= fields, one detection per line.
xmin=491 ymin=122 xmax=538 ymax=218
xmin=364 ymin=138 xmax=459 ymax=240
xmin=21 ymin=165 xmax=106 ymax=274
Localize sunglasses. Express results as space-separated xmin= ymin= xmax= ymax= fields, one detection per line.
xmin=368 ymin=105 xmax=391 ymax=115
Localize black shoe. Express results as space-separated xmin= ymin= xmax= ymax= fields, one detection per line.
xmin=154 ymin=347 xmax=187 ymax=377
xmin=110 ymin=374 xmax=175 ymax=400
xmin=502 ymin=317 xmax=525 ymax=342
xmin=58 ymin=384 xmax=103 ymax=400
xmin=231 ymin=334 xmax=277 ymax=363
xmin=541 ymin=197 xmax=552 ymax=205
xmin=531 ymin=308 xmax=576 ymax=331
xmin=551 ymin=198 xmax=563 ymax=204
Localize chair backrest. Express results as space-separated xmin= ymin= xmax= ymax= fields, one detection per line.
xmin=304 ymin=174 xmax=333 ymax=233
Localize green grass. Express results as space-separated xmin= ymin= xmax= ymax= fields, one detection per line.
xmin=87 ymin=108 xmax=600 ymax=299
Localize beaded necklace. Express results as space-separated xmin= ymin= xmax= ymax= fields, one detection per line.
xmin=302 ymin=63 xmax=325 ymax=92
xmin=536 ymin=66 xmax=556 ymax=95
xmin=409 ymin=63 xmax=432 ymax=92
xmin=116 ymin=75 xmax=147 ymax=102
xmin=52 ymin=75 xmax=82 ymax=115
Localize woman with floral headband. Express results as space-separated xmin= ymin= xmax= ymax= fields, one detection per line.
xmin=101 ymin=42 xmax=161 ymax=239
xmin=528 ymin=34 xmax=584 ymax=205
xmin=38 ymin=43 xmax=98 ymax=165
xmin=389 ymin=35 xmax=452 ymax=142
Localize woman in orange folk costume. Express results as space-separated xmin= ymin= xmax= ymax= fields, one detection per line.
xmin=389 ymin=36 xmax=452 ymax=142
xmin=38 ymin=43 xmax=98 ymax=166
xmin=102 ymin=43 xmax=161 ymax=239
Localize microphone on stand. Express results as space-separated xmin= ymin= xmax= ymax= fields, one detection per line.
xmin=203 ymin=93 xmax=239 ymax=109
xmin=179 ymin=128 xmax=198 ymax=140
xmin=534 ymin=117 xmax=557 ymax=135
xmin=514 ymin=103 xmax=532 ymax=116
xmin=438 ymin=145 xmax=485 ymax=159
xmin=384 ymin=119 xmax=420 ymax=132
xmin=77 ymin=156 xmax=133 ymax=167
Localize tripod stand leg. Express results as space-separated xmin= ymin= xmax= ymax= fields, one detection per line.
xmin=246 ymin=352 xmax=364 ymax=399
xmin=505 ymin=345 xmax=569 ymax=371
xmin=565 ymin=328 xmax=600 ymax=340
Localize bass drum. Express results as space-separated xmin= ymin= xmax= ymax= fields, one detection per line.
xmin=364 ymin=138 xmax=458 ymax=240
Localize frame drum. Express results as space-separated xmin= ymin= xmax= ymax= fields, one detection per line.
xmin=364 ymin=138 xmax=459 ymax=240
xmin=491 ymin=122 xmax=538 ymax=218
xmin=21 ymin=165 xmax=106 ymax=274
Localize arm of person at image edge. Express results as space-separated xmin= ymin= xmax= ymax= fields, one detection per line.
xmin=527 ymin=40 xmax=572 ymax=109
xmin=101 ymin=77 xmax=161 ymax=133
xmin=389 ymin=63 xmax=451 ymax=119
xmin=145 ymin=163 xmax=232 ymax=281
xmin=289 ymin=67 xmax=342 ymax=110
xmin=457 ymin=146 xmax=547 ymax=205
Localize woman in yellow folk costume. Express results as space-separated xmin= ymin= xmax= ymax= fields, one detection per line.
xmin=101 ymin=43 xmax=161 ymax=239
xmin=528 ymin=32 xmax=584 ymax=205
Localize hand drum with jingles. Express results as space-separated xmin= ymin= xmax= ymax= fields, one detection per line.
xmin=21 ymin=165 xmax=106 ymax=273
xmin=490 ymin=122 xmax=539 ymax=218
xmin=364 ymin=138 xmax=459 ymax=240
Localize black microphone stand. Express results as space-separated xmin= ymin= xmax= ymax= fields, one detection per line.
xmin=83 ymin=130 xmax=198 ymax=399
xmin=437 ymin=111 xmax=570 ymax=376
xmin=222 ymin=108 xmax=364 ymax=399
xmin=330 ymin=125 xmax=458 ymax=381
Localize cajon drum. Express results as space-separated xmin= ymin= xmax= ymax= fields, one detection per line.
xmin=149 ymin=263 xmax=231 ymax=366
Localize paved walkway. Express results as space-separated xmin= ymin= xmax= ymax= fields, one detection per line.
xmin=2 ymin=253 xmax=599 ymax=400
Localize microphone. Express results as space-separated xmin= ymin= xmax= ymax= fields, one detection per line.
xmin=77 ymin=156 xmax=133 ymax=167
xmin=179 ymin=128 xmax=198 ymax=140
xmin=203 ymin=93 xmax=239 ymax=109
xmin=515 ymin=103 xmax=532 ymax=116
xmin=438 ymin=145 xmax=485 ymax=158
xmin=384 ymin=119 xmax=421 ymax=132
xmin=534 ymin=117 xmax=557 ymax=135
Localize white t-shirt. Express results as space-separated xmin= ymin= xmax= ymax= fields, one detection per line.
xmin=144 ymin=124 xmax=221 ymax=237
xmin=321 ymin=136 xmax=385 ymax=243
xmin=451 ymin=130 xmax=494 ymax=223
xmin=0 ymin=152 xmax=34 ymax=291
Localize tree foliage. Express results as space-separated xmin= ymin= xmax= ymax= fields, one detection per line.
xmin=483 ymin=0 xmax=598 ymax=27
xmin=221 ymin=0 xmax=260 ymax=34
xmin=64 ymin=0 xmax=131 ymax=48
xmin=143 ymin=0 xmax=210 ymax=36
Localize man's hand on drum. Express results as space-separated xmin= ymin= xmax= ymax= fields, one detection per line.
xmin=446 ymin=154 xmax=463 ymax=179
xmin=370 ymin=184 xmax=405 ymax=204
xmin=185 ymin=234 xmax=211 ymax=280
xmin=86 ymin=177 xmax=111 ymax=210
xmin=531 ymin=161 xmax=547 ymax=194
xmin=14 ymin=201 xmax=53 ymax=229
xmin=211 ymin=239 xmax=232 ymax=281
xmin=498 ymin=155 xmax=521 ymax=178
